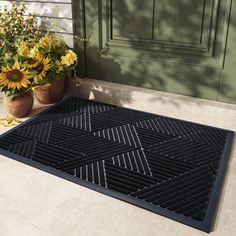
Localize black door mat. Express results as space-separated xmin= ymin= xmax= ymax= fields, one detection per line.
xmin=0 ymin=96 xmax=234 ymax=232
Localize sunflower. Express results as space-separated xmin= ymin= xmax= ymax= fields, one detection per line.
xmin=25 ymin=53 xmax=42 ymax=68
xmin=34 ymin=57 xmax=51 ymax=81
xmin=38 ymin=34 xmax=58 ymax=49
xmin=18 ymin=43 xmax=31 ymax=57
xmin=0 ymin=61 xmax=31 ymax=90
xmin=25 ymin=58 xmax=39 ymax=68
xmin=18 ymin=42 xmax=37 ymax=58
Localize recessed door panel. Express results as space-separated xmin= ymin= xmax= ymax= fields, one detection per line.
xmin=112 ymin=0 xmax=154 ymax=40
xmin=154 ymin=0 xmax=205 ymax=45
xmin=74 ymin=0 xmax=233 ymax=102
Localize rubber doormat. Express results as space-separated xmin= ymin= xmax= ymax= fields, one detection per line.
xmin=0 ymin=97 xmax=234 ymax=232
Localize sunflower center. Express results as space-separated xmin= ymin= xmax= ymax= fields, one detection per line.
xmin=28 ymin=58 xmax=36 ymax=65
xmin=37 ymin=63 xmax=44 ymax=74
xmin=6 ymin=70 xmax=23 ymax=82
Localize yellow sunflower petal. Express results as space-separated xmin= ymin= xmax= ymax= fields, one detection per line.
xmin=35 ymin=56 xmax=51 ymax=81
xmin=12 ymin=61 xmax=20 ymax=70
xmin=0 ymin=61 xmax=32 ymax=90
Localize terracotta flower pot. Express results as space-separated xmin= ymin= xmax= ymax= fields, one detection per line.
xmin=4 ymin=92 xmax=34 ymax=118
xmin=34 ymin=79 xmax=65 ymax=104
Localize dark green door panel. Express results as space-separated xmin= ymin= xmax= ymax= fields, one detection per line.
xmin=86 ymin=46 xmax=221 ymax=100
xmin=112 ymin=0 xmax=154 ymax=40
xmin=218 ymin=0 xmax=236 ymax=103
xmin=154 ymin=0 xmax=206 ymax=44
xmin=74 ymin=0 xmax=234 ymax=103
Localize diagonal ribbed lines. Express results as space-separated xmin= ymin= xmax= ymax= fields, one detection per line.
xmin=57 ymin=112 xmax=91 ymax=131
xmin=136 ymin=117 xmax=228 ymax=147
xmin=131 ymin=166 xmax=214 ymax=221
xmin=90 ymin=115 xmax=122 ymax=132
xmin=9 ymin=140 xmax=36 ymax=158
xmin=87 ymin=100 xmax=117 ymax=114
xmin=67 ymin=161 xmax=106 ymax=187
xmin=21 ymin=117 xmax=49 ymax=127
xmin=32 ymin=142 xmax=84 ymax=166
xmin=54 ymin=132 xmax=137 ymax=169
xmin=106 ymin=149 xmax=152 ymax=176
xmin=135 ymin=117 xmax=204 ymax=137
xmin=150 ymin=137 xmax=223 ymax=165
xmin=16 ymin=122 xmax=89 ymax=144
xmin=105 ymin=162 xmax=157 ymax=194
xmin=38 ymin=111 xmax=82 ymax=122
xmin=46 ymin=97 xmax=117 ymax=114
xmin=16 ymin=121 xmax=52 ymax=143
xmin=186 ymin=128 xmax=228 ymax=146
xmin=0 ymin=132 xmax=30 ymax=150
xmin=92 ymin=108 xmax=157 ymax=125
xmin=8 ymin=140 xmax=84 ymax=167
xmin=48 ymin=123 xmax=89 ymax=143
xmin=131 ymin=167 xmax=209 ymax=197
xmin=95 ymin=125 xmax=141 ymax=148
xmin=135 ymin=126 xmax=175 ymax=148
xmin=43 ymin=98 xmax=80 ymax=114
xmin=144 ymin=151 xmax=197 ymax=180
xmin=56 ymin=131 xmax=135 ymax=154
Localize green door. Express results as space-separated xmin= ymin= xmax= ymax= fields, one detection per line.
xmin=73 ymin=0 xmax=235 ymax=103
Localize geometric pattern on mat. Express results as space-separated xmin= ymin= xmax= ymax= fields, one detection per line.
xmin=0 ymin=97 xmax=233 ymax=232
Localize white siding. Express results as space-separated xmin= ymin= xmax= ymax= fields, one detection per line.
xmin=0 ymin=0 xmax=73 ymax=47
xmin=0 ymin=0 xmax=73 ymax=99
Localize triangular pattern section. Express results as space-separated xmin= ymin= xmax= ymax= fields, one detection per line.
xmin=16 ymin=121 xmax=52 ymax=142
xmin=92 ymin=108 xmax=157 ymax=125
xmin=66 ymin=160 xmax=106 ymax=187
xmin=9 ymin=140 xmax=36 ymax=159
xmin=90 ymin=114 xmax=122 ymax=132
xmin=144 ymin=150 xmax=198 ymax=180
xmin=54 ymin=132 xmax=136 ymax=167
xmin=186 ymin=128 xmax=228 ymax=146
xmin=131 ymin=166 xmax=215 ymax=221
xmin=135 ymin=126 xmax=176 ymax=148
xmin=95 ymin=124 xmax=141 ymax=148
xmin=104 ymin=161 xmax=157 ymax=194
xmin=48 ymin=122 xmax=88 ymax=143
xmin=135 ymin=117 xmax=205 ymax=137
xmin=150 ymin=137 xmax=223 ymax=166
xmin=106 ymin=149 xmax=152 ymax=176
xmin=0 ymin=132 xmax=30 ymax=150
xmin=57 ymin=112 xmax=91 ymax=131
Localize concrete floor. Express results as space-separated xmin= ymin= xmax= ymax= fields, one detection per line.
xmin=0 ymin=79 xmax=236 ymax=236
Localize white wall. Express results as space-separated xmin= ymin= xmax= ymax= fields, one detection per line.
xmin=0 ymin=0 xmax=73 ymax=47
xmin=0 ymin=0 xmax=73 ymax=99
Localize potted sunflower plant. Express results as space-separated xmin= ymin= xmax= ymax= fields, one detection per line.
xmin=0 ymin=60 xmax=34 ymax=118
xmin=0 ymin=3 xmax=41 ymax=117
xmin=32 ymin=33 xmax=78 ymax=104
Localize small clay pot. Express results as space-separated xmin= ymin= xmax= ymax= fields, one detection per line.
xmin=34 ymin=79 xmax=65 ymax=104
xmin=4 ymin=92 xmax=34 ymax=118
